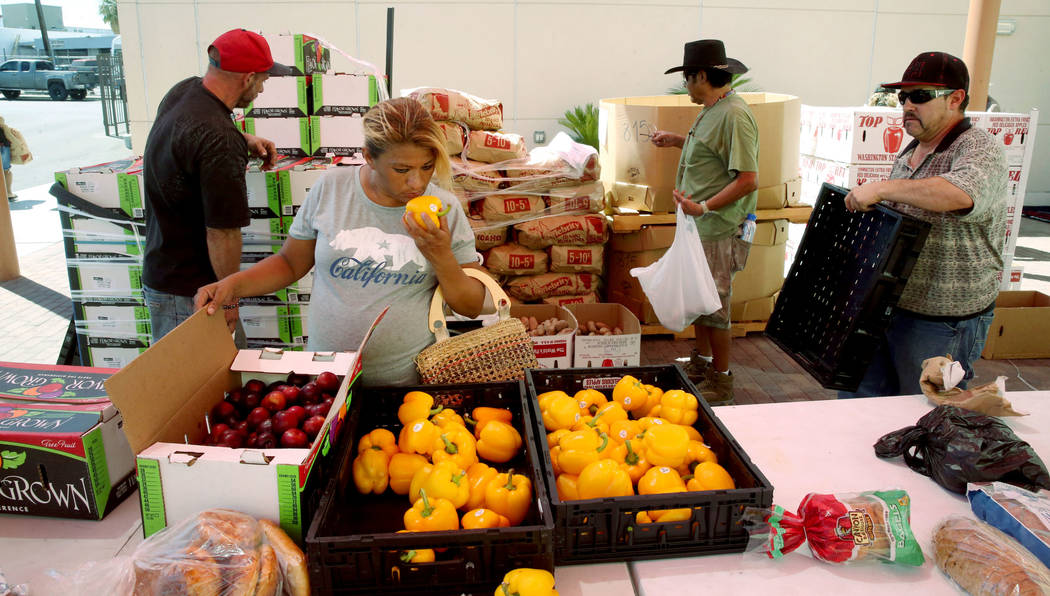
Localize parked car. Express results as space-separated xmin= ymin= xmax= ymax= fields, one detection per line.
xmin=0 ymin=59 xmax=95 ymax=100
xmin=69 ymin=58 xmax=100 ymax=88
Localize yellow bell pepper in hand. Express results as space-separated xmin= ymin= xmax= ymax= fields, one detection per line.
xmin=574 ymin=389 xmax=608 ymax=416
xmin=641 ymin=423 xmax=689 ymax=468
xmin=400 ymin=548 xmax=436 ymax=563
xmin=404 ymin=488 xmax=459 ymax=531
xmin=398 ymin=391 xmax=443 ymax=425
xmin=431 ymin=426 xmax=478 ymax=470
xmin=676 ymin=440 xmax=718 ymax=477
xmin=577 ymin=459 xmax=634 ymax=499
xmin=358 ymin=428 xmax=398 ymax=459
xmin=637 ymin=466 xmax=687 ymax=495
xmin=685 ymin=461 xmax=735 ymax=491
xmin=609 ymin=438 xmax=651 ymax=484
xmin=652 ymin=390 xmax=699 ymax=426
xmin=476 ymin=419 xmax=522 ymax=463
xmin=388 ymin=452 xmax=428 ymax=495
xmin=485 ymin=468 xmax=532 ymax=525
xmin=555 ymin=429 xmax=609 ymax=475
xmin=399 ymin=418 xmax=439 ymax=455
xmin=405 ymin=195 xmax=450 ymax=227
xmin=495 ymin=568 xmax=558 ymax=596
xmin=464 ymin=461 xmax=499 ymax=510
xmin=352 ymin=448 xmax=390 ymax=494
xmin=461 ymin=508 xmax=511 ymax=529
xmin=612 ymin=375 xmax=648 ymax=413
xmin=555 ymin=473 xmax=579 ymax=501
xmin=409 ymin=460 xmax=470 ymax=509
xmin=541 ymin=393 xmax=582 ymax=431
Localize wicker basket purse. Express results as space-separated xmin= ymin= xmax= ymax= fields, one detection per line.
xmin=415 ymin=268 xmax=538 ymax=384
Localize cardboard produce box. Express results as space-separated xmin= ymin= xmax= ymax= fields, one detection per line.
xmin=756 ymin=177 xmax=801 ymax=209
xmin=605 ymin=225 xmax=676 ymax=324
xmin=245 ymin=75 xmax=308 ymax=118
xmin=311 ymin=115 xmax=366 ymax=157
xmin=981 ymin=291 xmax=1050 ymax=359
xmin=510 ymin=304 xmax=577 ymax=368
xmin=245 ymin=117 xmax=313 ymax=157
xmin=105 ymin=308 xmax=383 ymax=540
xmin=67 ymin=259 xmax=143 ymax=297
xmin=263 ymin=33 xmax=330 ymax=77
xmin=73 ymin=300 xmax=151 ymax=342
xmin=798 ymin=155 xmax=893 ymax=205
xmin=731 ymin=292 xmax=778 ymax=323
xmin=566 ymin=303 xmax=641 ymax=367
xmin=599 ymin=92 xmax=800 ymax=213
xmin=311 ymin=73 xmax=378 ymax=116
xmin=60 ymin=214 xmax=144 ymax=259
xmin=0 ymin=362 xmax=136 ymax=519
xmin=54 ymin=158 xmax=145 ymax=221
xmin=732 ymin=219 xmax=789 ymax=305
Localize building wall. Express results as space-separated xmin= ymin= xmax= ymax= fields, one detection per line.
xmin=116 ymin=0 xmax=1050 ymax=204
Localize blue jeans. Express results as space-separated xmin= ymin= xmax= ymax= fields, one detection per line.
xmin=838 ymin=309 xmax=995 ymax=398
xmin=143 ymin=285 xmax=196 ymax=343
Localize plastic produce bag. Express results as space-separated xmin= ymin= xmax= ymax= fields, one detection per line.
xmin=967 ymin=481 xmax=1050 ymax=568
xmin=932 ymin=516 xmax=1050 ymax=596
xmin=630 ymin=205 xmax=720 ymax=332
xmin=874 ymin=405 xmax=1050 ymax=495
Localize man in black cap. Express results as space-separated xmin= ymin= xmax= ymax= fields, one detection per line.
xmin=840 ymin=51 xmax=1007 ymax=398
xmin=651 ymin=39 xmax=759 ymax=405
xmin=143 ymin=29 xmax=292 ymax=343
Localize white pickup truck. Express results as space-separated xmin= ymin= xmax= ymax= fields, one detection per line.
xmin=0 ymin=59 xmax=95 ymax=101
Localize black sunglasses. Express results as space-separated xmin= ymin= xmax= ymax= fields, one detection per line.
xmin=897 ymin=89 xmax=955 ymax=105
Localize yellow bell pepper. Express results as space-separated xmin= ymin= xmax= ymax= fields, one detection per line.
xmin=638 ymin=384 xmax=664 ymax=418
xmin=408 ymin=460 xmax=470 ymax=509
xmin=400 ymin=548 xmax=436 ymax=563
xmin=431 ymin=425 xmax=478 ymax=470
xmin=651 ymin=390 xmax=699 ymax=426
xmin=399 ymin=418 xmax=439 ymax=455
xmin=388 ymin=452 xmax=428 ymax=495
xmin=485 ymin=469 xmax=532 ymax=526
xmin=358 ymin=428 xmax=398 ymax=459
xmin=555 ymin=473 xmax=579 ymax=501
xmin=465 ymin=461 xmax=499 ymax=510
xmin=608 ymin=419 xmax=644 ymax=445
xmin=635 ymin=416 xmax=667 ymax=430
xmin=555 ymin=429 xmax=609 ymax=475
xmin=637 ymin=466 xmax=687 ymax=495
xmin=398 ymin=391 xmax=443 ymax=425
xmin=612 ymin=375 xmax=648 ymax=413
xmin=593 ymin=402 xmax=628 ymax=426
xmin=431 ymin=408 xmax=466 ymax=430
xmin=676 ymin=440 xmax=718 ymax=477
xmin=461 ymin=508 xmax=511 ymax=529
xmin=577 ymin=459 xmax=634 ymax=499
xmin=404 ymin=488 xmax=459 ymax=531
xmin=570 ymin=406 xmax=614 ymax=435
xmin=468 ymin=407 xmax=514 ymax=437
xmin=574 ymin=389 xmax=608 ymax=416
xmin=495 ymin=568 xmax=558 ymax=596
xmin=546 ymin=428 xmax=571 ymax=450
xmin=405 ymin=194 xmax=450 ymax=227
xmin=685 ymin=461 xmax=735 ymax=492
xmin=641 ymin=423 xmax=689 ymax=468
xmin=637 ymin=507 xmax=692 ymax=524
xmin=476 ymin=419 xmax=522 ymax=463
xmin=548 ymin=445 xmax=563 ymax=476
xmin=541 ymin=393 xmax=582 ymax=431
xmin=537 ymin=390 xmax=569 ymax=411
xmin=352 ymin=448 xmax=390 ymax=494
xmin=680 ymin=424 xmax=703 ymax=442
xmin=609 ymin=438 xmax=651 ymax=484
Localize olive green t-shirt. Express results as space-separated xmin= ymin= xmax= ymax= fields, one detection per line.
xmin=675 ymin=93 xmax=759 ymax=239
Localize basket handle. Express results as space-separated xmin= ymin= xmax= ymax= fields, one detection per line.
xmin=427 ymin=268 xmax=512 ymax=342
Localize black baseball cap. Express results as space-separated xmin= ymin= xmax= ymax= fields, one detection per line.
xmin=882 ymin=51 xmax=969 ymax=90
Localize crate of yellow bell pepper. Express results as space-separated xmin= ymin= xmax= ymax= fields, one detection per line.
xmin=305 ymin=381 xmax=555 ymax=595
xmin=525 ymin=364 xmax=773 ymax=564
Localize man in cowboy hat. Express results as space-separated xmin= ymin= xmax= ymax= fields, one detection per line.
xmin=143 ymin=29 xmax=292 ymax=344
xmin=651 ymin=39 xmax=759 ymax=405
xmin=840 ymin=51 xmax=1007 ymax=398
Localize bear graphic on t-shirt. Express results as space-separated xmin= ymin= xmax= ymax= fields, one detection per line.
xmin=329 ymin=227 xmax=427 ymax=271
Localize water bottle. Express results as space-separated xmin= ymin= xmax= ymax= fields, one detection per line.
xmin=740 ymin=213 xmax=757 ymax=243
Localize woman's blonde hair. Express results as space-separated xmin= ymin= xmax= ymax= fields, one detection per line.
xmin=362 ymin=97 xmax=451 ymax=187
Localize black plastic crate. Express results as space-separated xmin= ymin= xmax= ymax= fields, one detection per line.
xmin=766 ymin=183 xmax=931 ymax=391
xmin=525 ymin=365 xmax=773 ymax=564
xmin=305 ymin=382 xmax=554 ymax=596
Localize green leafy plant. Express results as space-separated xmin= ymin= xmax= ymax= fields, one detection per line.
xmin=558 ymin=103 xmax=599 ymax=150
xmin=99 ymin=0 xmax=120 ymax=34
xmin=667 ymin=73 xmax=758 ymax=95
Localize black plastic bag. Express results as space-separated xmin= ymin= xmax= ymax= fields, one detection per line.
xmin=874 ymin=405 xmax=1050 ymax=494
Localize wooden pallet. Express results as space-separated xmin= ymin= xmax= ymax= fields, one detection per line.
xmin=640 ymin=321 xmax=767 ymax=339
xmin=610 ymin=206 xmax=813 ymax=233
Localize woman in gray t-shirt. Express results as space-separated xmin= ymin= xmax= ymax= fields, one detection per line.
xmin=195 ymin=98 xmax=485 ymax=386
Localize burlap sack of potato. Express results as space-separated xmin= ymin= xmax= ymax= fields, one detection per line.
xmin=515 ymin=214 xmax=610 ymax=249
xmin=541 ymin=293 xmax=600 ymax=307
xmin=466 ymin=130 xmax=528 ymax=164
xmin=437 ymin=121 xmax=466 ymax=156
xmin=452 ymin=158 xmax=508 ymax=192
xmin=549 ymin=244 xmax=604 ymax=274
xmin=481 ymin=194 xmax=546 ymax=223
xmin=919 ymin=355 xmax=1024 ymax=416
xmin=486 ymin=243 xmax=549 ymax=276
xmin=505 ymin=273 xmax=600 ymax=301
xmin=471 ymin=219 xmax=509 ymax=251
xmin=545 ymin=181 xmax=605 ymax=215
xmin=405 ymin=87 xmax=503 ymax=130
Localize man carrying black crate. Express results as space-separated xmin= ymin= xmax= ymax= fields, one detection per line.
xmin=142 ymin=29 xmax=288 ymax=344
xmin=651 ymin=40 xmax=759 ymax=405
xmin=840 ymin=52 xmax=1007 ymax=398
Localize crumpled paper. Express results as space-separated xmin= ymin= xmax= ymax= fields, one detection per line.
xmin=919 ymin=355 xmax=1025 ymax=417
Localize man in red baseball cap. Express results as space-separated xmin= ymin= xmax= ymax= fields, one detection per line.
xmin=839 ymin=51 xmax=1008 ymax=399
xmin=141 ymin=29 xmax=290 ymax=344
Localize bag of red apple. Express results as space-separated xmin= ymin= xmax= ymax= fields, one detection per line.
xmin=452 ymin=158 xmax=508 ymax=192
xmin=404 ymin=86 xmax=504 ymax=130
xmin=486 ymin=243 xmax=549 ymax=276
xmin=436 ymin=121 xmax=467 ymax=156
xmin=515 ymin=214 xmax=610 ymax=249
xmin=546 ymin=181 xmax=605 ymax=215
xmin=481 ymin=194 xmax=546 ymax=222
xmin=466 ymin=130 xmax=528 ymax=164
xmin=505 ymin=273 xmax=600 ymax=301
xmin=549 ymin=244 xmax=604 ymax=274
xmin=542 ymin=293 xmax=600 ymax=307
xmin=470 ymin=217 xmax=508 ymax=251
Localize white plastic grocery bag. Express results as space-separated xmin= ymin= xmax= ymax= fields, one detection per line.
xmin=630 ymin=205 xmax=721 ymax=332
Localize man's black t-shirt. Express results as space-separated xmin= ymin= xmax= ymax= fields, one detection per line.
xmin=143 ymin=77 xmax=250 ymax=296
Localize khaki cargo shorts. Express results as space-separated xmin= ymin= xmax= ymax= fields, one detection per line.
xmin=694 ymin=235 xmax=750 ymax=329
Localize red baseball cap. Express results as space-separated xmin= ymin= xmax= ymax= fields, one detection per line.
xmin=208 ymin=29 xmax=293 ymax=75
xmin=882 ymin=51 xmax=969 ymax=90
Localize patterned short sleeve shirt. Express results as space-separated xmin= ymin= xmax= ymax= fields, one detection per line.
xmin=885 ymin=118 xmax=1007 ymax=317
